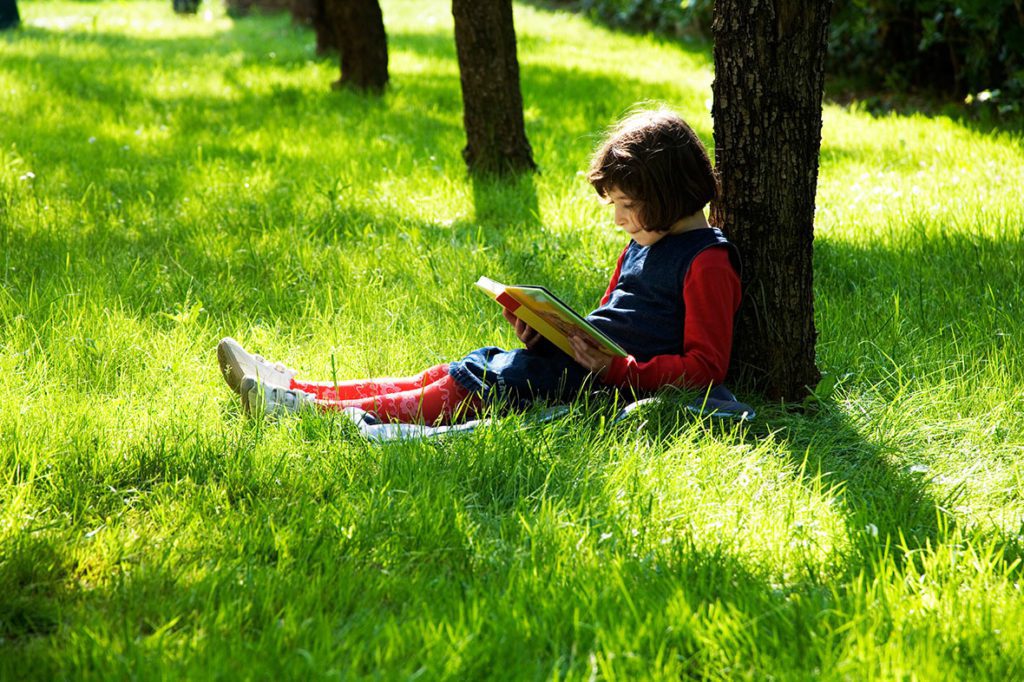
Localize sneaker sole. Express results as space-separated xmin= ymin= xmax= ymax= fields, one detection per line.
xmin=218 ymin=338 xmax=246 ymax=394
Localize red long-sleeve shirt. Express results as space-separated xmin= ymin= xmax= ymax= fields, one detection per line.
xmin=599 ymin=245 xmax=741 ymax=390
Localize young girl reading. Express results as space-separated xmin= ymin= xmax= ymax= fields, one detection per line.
xmin=218 ymin=107 xmax=742 ymax=424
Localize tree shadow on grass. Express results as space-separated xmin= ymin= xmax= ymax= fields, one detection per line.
xmin=589 ymin=387 xmax=950 ymax=577
xmin=757 ymin=404 xmax=949 ymax=566
xmin=814 ymin=232 xmax=1023 ymax=385
xmin=470 ymin=171 xmax=541 ymax=229
xmin=747 ymin=229 xmax=1024 ymax=576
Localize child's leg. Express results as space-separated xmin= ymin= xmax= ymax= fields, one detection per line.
xmin=315 ymin=373 xmax=481 ymax=425
xmin=291 ymin=363 xmax=450 ymax=401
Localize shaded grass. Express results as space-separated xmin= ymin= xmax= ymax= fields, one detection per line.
xmin=2 ymin=0 xmax=1023 ymax=679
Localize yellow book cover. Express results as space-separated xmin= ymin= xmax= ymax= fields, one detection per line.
xmin=476 ymin=276 xmax=627 ymax=358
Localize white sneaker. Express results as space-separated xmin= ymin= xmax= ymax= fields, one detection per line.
xmin=239 ymin=375 xmax=316 ymax=417
xmin=217 ymin=337 xmax=297 ymax=394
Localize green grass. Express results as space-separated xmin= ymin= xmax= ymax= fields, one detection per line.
xmin=2 ymin=0 xmax=1024 ymax=678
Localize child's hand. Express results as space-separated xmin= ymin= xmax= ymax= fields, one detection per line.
xmin=568 ymin=333 xmax=615 ymax=377
xmin=503 ymin=309 xmax=543 ymax=350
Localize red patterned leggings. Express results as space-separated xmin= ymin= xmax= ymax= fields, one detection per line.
xmin=290 ymin=364 xmax=479 ymax=425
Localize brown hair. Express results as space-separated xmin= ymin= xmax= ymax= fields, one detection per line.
xmin=587 ymin=107 xmax=718 ymax=232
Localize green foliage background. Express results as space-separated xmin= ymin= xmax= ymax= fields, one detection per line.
xmin=554 ymin=0 xmax=1024 ymax=110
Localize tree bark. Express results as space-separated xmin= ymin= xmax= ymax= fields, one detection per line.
xmin=291 ymin=0 xmax=336 ymax=56
xmin=324 ymin=0 xmax=388 ymax=93
xmin=452 ymin=0 xmax=536 ymax=175
xmin=710 ymin=0 xmax=832 ymax=401
xmin=310 ymin=0 xmax=337 ymax=56
xmin=0 ymin=0 xmax=20 ymax=29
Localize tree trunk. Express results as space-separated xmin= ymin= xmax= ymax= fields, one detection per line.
xmin=0 ymin=0 xmax=20 ymax=30
xmin=324 ymin=0 xmax=388 ymax=93
xmin=452 ymin=0 xmax=536 ymax=175
xmin=291 ymin=0 xmax=336 ymax=56
xmin=310 ymin=0 xmax=336 ymax=56
xmin=710 ymin=0 xmax=832 ymax=402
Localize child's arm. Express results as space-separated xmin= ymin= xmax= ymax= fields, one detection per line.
xmin=601 ymin=247 xmax=741 ymax=390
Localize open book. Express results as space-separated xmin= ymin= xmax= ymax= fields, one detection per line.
xmin=476 ymin=276 xmax=627 ymax=358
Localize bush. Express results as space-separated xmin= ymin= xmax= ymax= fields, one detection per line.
xmin=172 ymin=0 xmax=201 ymax=14
xmin=547 ymin=0 xmax=713 ymax=39
xmin=551 ymin=0 xmax=1023 ymax=113
xmin=829 ymin=0 xmax=1024 ymax=112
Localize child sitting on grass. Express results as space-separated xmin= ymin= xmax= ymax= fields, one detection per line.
xmin=219 ymin=106 xmax=742 ymax=424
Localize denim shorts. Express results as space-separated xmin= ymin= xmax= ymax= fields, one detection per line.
xmin=449 ymin=339 xmax=594 ymax=408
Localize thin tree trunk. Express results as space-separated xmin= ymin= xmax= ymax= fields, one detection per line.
xmin=710 ymin=0 xmax=832 ymax=401
xmin=451 ymin=0 xmax=536 ymax=175
xmin=0 ymin=0 xmax=19 ymax=30
xmin=310 ymin=0 xmax=336 ymax=56
xmin=324 ymin=0 xmax=388 ymax=93
xmin=291 ymin=0 xmax=336 ymax=55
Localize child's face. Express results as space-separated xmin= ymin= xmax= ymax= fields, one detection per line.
xmin=606 ymin=187 xmax=665 ymax=247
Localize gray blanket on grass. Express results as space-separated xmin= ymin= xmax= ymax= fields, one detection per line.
xmin=345 ymin=385 xmax=755 ymax=442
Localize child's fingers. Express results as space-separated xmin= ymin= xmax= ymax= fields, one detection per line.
xmin=516 ymin=319 xmax=537 ymax=343
xmin=570 ymin=335 xmax=612 ymax=375
xmin=569 ymin=336 xmax=593 ymax=368
xmin=569 ymin=334 xmax=591 ymax=353
xmin=504 ymin=310 xmax=532 ymax=340
xmin=504 ymin=311 xmax=523 ymax=334
xmin=504 ymin=313 xmax=539 ymax=348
